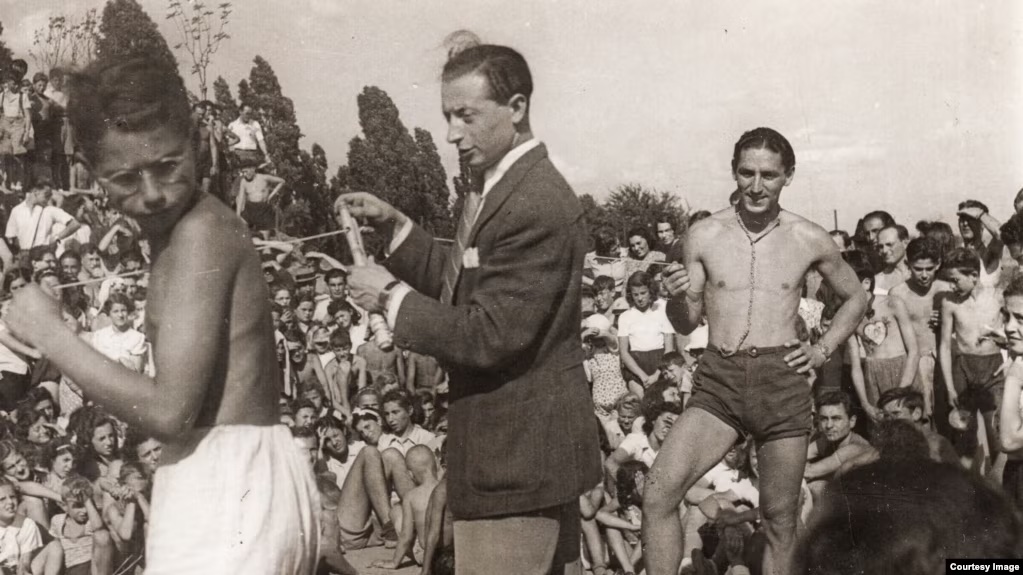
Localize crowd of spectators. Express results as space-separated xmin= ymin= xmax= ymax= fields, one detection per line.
xmin=0 ymin=59 xmax=1021 ymax=575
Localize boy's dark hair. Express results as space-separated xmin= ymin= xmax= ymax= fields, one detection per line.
xmin=291 ymin=399 xmax=318 ymax=415
xmin=1001 ymin=213 xmax=1023 ymax=248
xmin=314 ymin=414 xmax=347 ymax=438
xmin=592 ymin=275 xmax=616 ymax=294
xmin=877 ymin=387 xmax=925 ymax=413
xmin=28 ymin=245 xmax=55 ymax=264
xmin=13 ymin=407 xmax=48 ymax=442
xmin=869 ymin=419 xmax=929 ymax=462
xmin=800 ymin=460 xmax=1023 ymax=572
xmin=324 ymin=268 xmax=348 ymax=283
xmin=641 ymin=400 xmax=682 ymax=435
xmin=118 ymin=460 xmax=147 ymax=483
xmin=442 ymin=42 xmax=532 ymax=105
xmin=958 ymin=199 xmax=989 ymax=214
xmin=328 ymin=329 xmax=352 ymax=349
xmin=289 ymin=425 xmax=317 ymax=441
xmin=68 ymin=57 xmax=192 ymax=163
xmin=591 ymin=228 xmax=620 ymax=258
xmin=103 ymin=292 xmax=136 ymax=314
xmin=659 ymin=352 xmax=685 ymax=370
xmin=327 ymin=299 xmax=359 ymax=324
xmin=1005 ymin=273 xmax=1023 ymax=299
xmin=61 ymin=474 xmax=94 ymax=504
xmin=845 ymin=252 xmax=875 ymax=291
xmin=381 ymin=389 xmax=413 ymax=414
xmin=943 ymin=248 xmax=981 ymax=277
xmin=616 ymin=460 xmax=649 ymax=508
xmin=731 ymin=127 xmax=795 ymax=175
xmin=905 ymin=237 xmax=941 ymax=265
xmin=815 ymin=390 xmax=853 ymax=417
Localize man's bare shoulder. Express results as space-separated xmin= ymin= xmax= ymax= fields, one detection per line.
xmin=170 ymin=195 xmax=253 ymax=255
xmin=686 ymin=209 xmax=732 ymax=245
xmin=888 ymin=283 xmax=911 ymax=299
xmin=781 ymin=210 xmax=831 ymax=245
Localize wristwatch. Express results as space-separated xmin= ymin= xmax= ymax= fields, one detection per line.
xmin=379 ymin=280 xmax=402 ymax=312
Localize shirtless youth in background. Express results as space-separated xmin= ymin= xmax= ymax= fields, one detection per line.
xmin=642 ymin=128 xmax=867 ymax=575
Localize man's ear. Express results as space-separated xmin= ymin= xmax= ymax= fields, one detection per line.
xmin=508 ymin=93 xmax=529 ymax=125
xmin=849 ymin=414 xmax=857 ymax=428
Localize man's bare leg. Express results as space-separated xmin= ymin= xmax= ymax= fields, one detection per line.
xmin=643 ymin=408 xmax=739 ymax=575
xmin=756 ymin=435 xmax=808 ymax=575
xmin=338 ymin=446 xmax=393 ymax=530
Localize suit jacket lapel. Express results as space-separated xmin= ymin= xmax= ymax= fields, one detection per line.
xmin=467 ymin=144 xmax=548 ymax=247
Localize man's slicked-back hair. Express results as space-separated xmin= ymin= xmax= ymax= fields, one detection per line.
xmin=442 ymin=41 xmax=532 ymax=105
xmin=67 ymin=57 xmax=192 ymax=163
xmin=731 ymin=127 xmax=796 ymax=175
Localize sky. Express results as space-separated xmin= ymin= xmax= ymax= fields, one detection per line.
xmin=3 ymin=0 xmax=1021 ymax=231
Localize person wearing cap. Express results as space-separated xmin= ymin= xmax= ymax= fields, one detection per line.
xmin=336 ymin=37 xmax=600 ymax=574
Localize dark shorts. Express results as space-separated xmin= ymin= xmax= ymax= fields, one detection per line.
xmin=628 ymin=347 xmax=664 ymax=385
xmin=242 ymin=200 xmax=275 ymax=232
xmin=1004 ymin=459 xmax=1023 ymax=509
xmin=952 ymin=353 xmax=1004 ymax=414
xmin=688 ymin=345 xmax=812 ymax=443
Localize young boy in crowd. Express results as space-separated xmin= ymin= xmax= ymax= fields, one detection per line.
xmin=846 ymin=259 xmax=919 ymax=422
xmin=372 ymin=445 xmax=441 ymax=570
xmin=940 ymin=247 xmax=1006 ymax=467
xmin=888 ymin=237 xmax=951 ymax=421
xmin=0 ymin=476 xmax=61 ymax=575
xmin=659 ymin=352 xmax=692 ymax=407
xmin=51 ymin=475 xmax=115 ymax=575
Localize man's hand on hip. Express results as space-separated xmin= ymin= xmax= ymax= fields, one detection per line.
xmin=335 ymin=192 xmax=409 ymax=229
xmin=348 ymin=261 xmax=398 ymax=314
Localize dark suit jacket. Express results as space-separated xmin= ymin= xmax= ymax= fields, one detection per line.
xmin=386 ymin=144 xmax=602 ymax=519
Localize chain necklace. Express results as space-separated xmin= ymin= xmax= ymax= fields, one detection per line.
xmin=720 ymin=207 xmax=782 ymax=357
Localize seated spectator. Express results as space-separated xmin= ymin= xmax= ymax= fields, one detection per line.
xmin=87 ymin=294 xmax=147 ymax=373
xmin=804 ymin=391 xmax=874 ymax=504
xmin=592 ymin=275 xmax=629 ymax=325
xmin=316 ymin=416 xmax=363 ymax=491
xmin=659 ymin=352 xmax=693 ymax=407
xmin=800 ymin=460 xmax=1023 ymax=573
xmin=122 ymin=430 xmax=161 ymax=477
xmin=379 ymin=391 xmax=436 ymax=497
xmin=585 ymin=228 xmax=627 ymax=293
xmin=0 ymin=439 xmax=60 ymax=530
xmin=0 ymin=476 xmax=62 ymax=575
xmin=51 ymin=475 xmax=115 ymax=575
xmin=101 ymin=461 xmax=148 ymax=571
xmin=605 ymin=400 xmax=680 ymax=492
xmin=597 ymin=460 xmax=648 ymax=575
xmin=314 ymin=477 xmax=359 ymax=575
xmin=352 ymin=406 xmax=384 ymax=448
xmin=877 ymin=388 xmax=958 ymax=464
xmin=624 ymin=226 xmax=666 ymax=278
xmin=372 ymin=445 xmax=441 ymax=570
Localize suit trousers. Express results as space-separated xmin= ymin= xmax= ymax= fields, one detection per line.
xmin=453 ymin=500 xmax=582 ymax=575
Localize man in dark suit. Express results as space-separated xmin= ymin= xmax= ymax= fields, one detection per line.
xmin=337 ymin=40 xmax=601 ymax=575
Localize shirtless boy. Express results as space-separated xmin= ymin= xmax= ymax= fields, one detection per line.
xmin=940 ymin=247 xmax=1006 ymax=463
xmin=3 ymin=57 xmax=319 ymax=574
xmin=372 ymin=445 xmax=440 ymax=570
xmin=236 ymin=164 xmax=284 ymax=238
xmin=846 ymin=259 xmax=919 ymax=422
xmin=889 ymin=237 xmax=951 ymax=418
xmin=645 ymin=128 xmax=867 ymax=575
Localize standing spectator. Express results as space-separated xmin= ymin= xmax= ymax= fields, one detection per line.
xmin=26 ymin=73 xmax=53 ymax=184
xmin=873 ymin=224 xmax=910 ymax=295
xmin=45 ymin=68 xmax=74 ymax=192
xmin=656 ymin=215 xmax=684 ymax=263
xmin=618 ymin=271 xmax=675 ymax=393
xmin=586 ymin=227 xmax=627 ymax=293
xmin=0 ymin=74 xmax=32 ymax=190
xmin=227 ymin=104 xmax=269 ymax=168
xmin=5 ymin=178 xmax=80 ymax=253
xmin=957 ymin=199 xmax=1005 ymax=289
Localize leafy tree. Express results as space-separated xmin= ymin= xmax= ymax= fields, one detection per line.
xmin=97 ymin=0 xmax=177 ymax=68
xmin=166 ymin=1 xmax=232 ymax=100
xmin=0 ymin=22 xmax=14 ymax=75
xmin=30 ymin=11 xmax=101 ymax=71
xmin=211 ymin=75 xmax=238 ymax=121
xmin=579 ymin=193 xmax=612 ymax=235
xmin=337 ymin=86 xmax=453 ymax=236
xmin=600 ymin=183 xmax=688 ymax=240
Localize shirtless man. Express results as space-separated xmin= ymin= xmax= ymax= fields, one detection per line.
xmin=873 ymin=225 xmax=910 ymax=295
xmin=889 ymin=237 xmax=951 ymax=418
xmin=235 ymin=164 xmax=284 ymax=238
xmin=3 ymin=57 xmax=318 ymax=574
xmin=373 ymin=445 xmax=441 ymax=570
xmin=956 ymin=199 xmax=1004 ymax=288
xmin=644 ymin=128 xmax=867 ymax=575
xmin=940 ymin=247 xmax=1005 ymax=464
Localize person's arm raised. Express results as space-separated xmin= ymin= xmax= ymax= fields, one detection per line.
xmin=664 ymin=229 xmax=707 ymax=336
xmin=5 ymin=218 xmax=237 ymax=441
